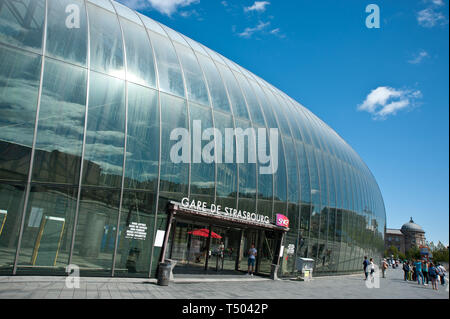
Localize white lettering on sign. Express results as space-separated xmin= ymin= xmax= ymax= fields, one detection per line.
xmin=125 ymin=222 xmax=147 ymax=241
xmin=181 ymin=197 xmax=270 ymax=225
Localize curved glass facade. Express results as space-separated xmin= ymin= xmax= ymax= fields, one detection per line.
xmin=0 ymin=0 xmax=385 ymax=278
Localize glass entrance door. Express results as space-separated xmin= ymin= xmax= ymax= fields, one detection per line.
xmin=208 ymin=226 xmax=241 ymax=273
xmin=166 ymin=220 xmax=210 ymax=274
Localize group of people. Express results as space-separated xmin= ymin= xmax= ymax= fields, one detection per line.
xmin=362 ymin=256 xmax=447 ymax=291
xmin=402 ymin=259 xmax=447 ymax=290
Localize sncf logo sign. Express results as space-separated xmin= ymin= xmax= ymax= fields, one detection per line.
xmin=276 ymin=214 xmax=289 ymax=228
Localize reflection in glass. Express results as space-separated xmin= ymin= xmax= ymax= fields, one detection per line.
xmin=196 ymin=54 xmax=231 ymax=113
xmin=174 ymin=42 xmax=209 ymax=106
xmin=0 ymin=183 xmax=26 ymax=273
xmin=82 ymin=72 xmax=125 ymax=188
xmin=0 ymin=46 xmax=41 ymax=181
xmin=114 ymin=190 xmax=155 ymax=277
xmin=72 ymin=187 xmax=120 ymax=275
xmin=216 ymin=63 xmax=249 ymax=120
xmin=87 ymin=3 xmax=124 ymax=78
xmin=16 ymin=185 xmax=77 ymax=273
xmin=120 ymin=18 xmax=156 ymax=88
xmin=32 ymin=59 xmax=87 ymax=185
xmin=0 ymin=0 xmax=45 ymax=52
xmin=125 ymin=83 xmax=159 ymax=190
xmin=46 ymin=0 xmax=87 ymax=66
xmin=150 ymin=31 xmax=185 ymax=98
xmin=159 ymin=93 xmax=188 ymax=194
xmin=189 ymin=103 xmax=215 ymax=196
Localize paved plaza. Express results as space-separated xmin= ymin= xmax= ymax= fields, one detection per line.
xmin=0 ymin=268 xmax=448 ymax=299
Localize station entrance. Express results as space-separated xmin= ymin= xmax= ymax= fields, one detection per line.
xmin=160 ymin=201 xmax=288 ymax=277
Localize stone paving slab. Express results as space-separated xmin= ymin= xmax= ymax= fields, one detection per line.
xmin=0 ymin=268 xmax=448 ymax=299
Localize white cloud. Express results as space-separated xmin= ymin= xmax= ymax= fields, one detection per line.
xmin=417 ymin=8 xmax=447 ymax=27
xmin=244 ymin=1 xmax=270 ymax=13
xmin=358 ymin=86 xmax=422 ymax=119
xmin=425 ymin=0 xmax=445 ymax=6
xmin=408 ymin=50 xmax=429 ymax=64
xmin=120 ymin=0 xmax=199 ymax=16
xmin=238 ymin=21 xmax=270 ymax=38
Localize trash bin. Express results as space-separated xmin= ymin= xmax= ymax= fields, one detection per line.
xmin=157 ymin=262 xmax=171 ymax=286
xmin=296 ymin=257 xmax=314 ymax=281
xmin=270 ymin=264 xmax=279 ymax=280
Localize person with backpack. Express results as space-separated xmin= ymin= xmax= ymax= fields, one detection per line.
xmin=429 ymin=263 xmax=439 ymax=290
xmin=402 ymin=261 xmax=410 ymax=281
xmin=363 ymin=256 xmax=369 ymax=281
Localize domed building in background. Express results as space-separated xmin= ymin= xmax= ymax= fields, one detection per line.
xmin=385 ymin=218 xmax=426 ymax=254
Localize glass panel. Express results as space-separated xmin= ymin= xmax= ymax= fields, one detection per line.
xmin=87 ymin=0 xmax=114 ymax=12
xmin=161 ymin=25 xmax=189 ymax=46
xmin=149 ymin=31 xmax=185 ymax=98
xmin=213 ymin=110 xmax=237 ymax=202
xmin=87 ymin=3 xmax=124 ymax=78
xmin=0 ymin=182 xmax=26 ymax=273
xmin=189 ymin=103 xmax=215 ymax=196
xmin=174 ymin=42 xmax=209 ymax=106
xmin=285 ymin=138 xmax=299 ymax=204
xmin=273 ymin=135 xmax=287 ymax=202
xmin=235 ymin=119 xmax=256 ymax=200
xmin=0 ymin=0 xmax=45 ymax=52
xmin=120 ymin=17 xmax=156 ymax=88
xmin=137 ymin=12 xmax=165 ymax=35
xmin=159 ymin=93 xmax=188 ymax=194
xmin=114 ymin=190 xmax=156 ymax=277
xmin=82 ymin=71 xmax=125 ymax=188
xmin=46 ymin=0 xmax=87 ymax=66
xmin=16 ymin=185 xmax=77 ymax=274
xmin=124 ymin=83 xmax=159 ymax=190
xmin=112 ymin=0 xmax=142 ymax=25
xmin=250 ymin=82 xmax=277 ymax=128
xmin=72 ymin=187 xmax=120 ymax=275
xmin=196 ymin=53 xmax=231 ymax=113
xmin=216 ymin=63 xmax=249 ymax=120
xmin=32 ymin=59 xmax=87 ymax=185
xmin=235 ymin=75 xmax=265 ymax=127
xmin=182 ymin=35 xmax=208 ymax=56
xmin=0 ymin=46 xmax=41 ymax=181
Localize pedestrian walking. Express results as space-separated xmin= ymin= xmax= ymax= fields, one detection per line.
xmin=247 ymin=243 xmax=257 ymax=276
xmin=414 ymin=259 xmax=425 ymax=285
xmin=408 ymin=261 xmax=413 ymax=281
xmin=402 ymin=261 xmax=409 ymax=281
xmin=363 ymin=256 xmax=369 ymax=281
xmin=437 ymin=264 xmax=446 ymax=286
xmin=422 ymin=260 xmax=429 ymax=285
xmin=382 ymin=258 xmax=388 ymax=278
xmin=429 ymin=263 xmax=439 ymax=290
xmin=369 ymin=258 xmax=376 ymax=283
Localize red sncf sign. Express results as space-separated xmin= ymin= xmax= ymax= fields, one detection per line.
xmin=276 ymin=214 xmax=289 ymax=228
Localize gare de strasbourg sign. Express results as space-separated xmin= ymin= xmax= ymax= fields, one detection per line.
xmin=180 ymin=197 xmax=289 ymax=229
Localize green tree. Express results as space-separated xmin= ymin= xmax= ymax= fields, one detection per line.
xmin=406 ymin=246 xmax=420 ymax=260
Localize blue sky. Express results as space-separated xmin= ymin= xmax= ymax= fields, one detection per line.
xmin=118 ymin=0 xmax=449 ymax=246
